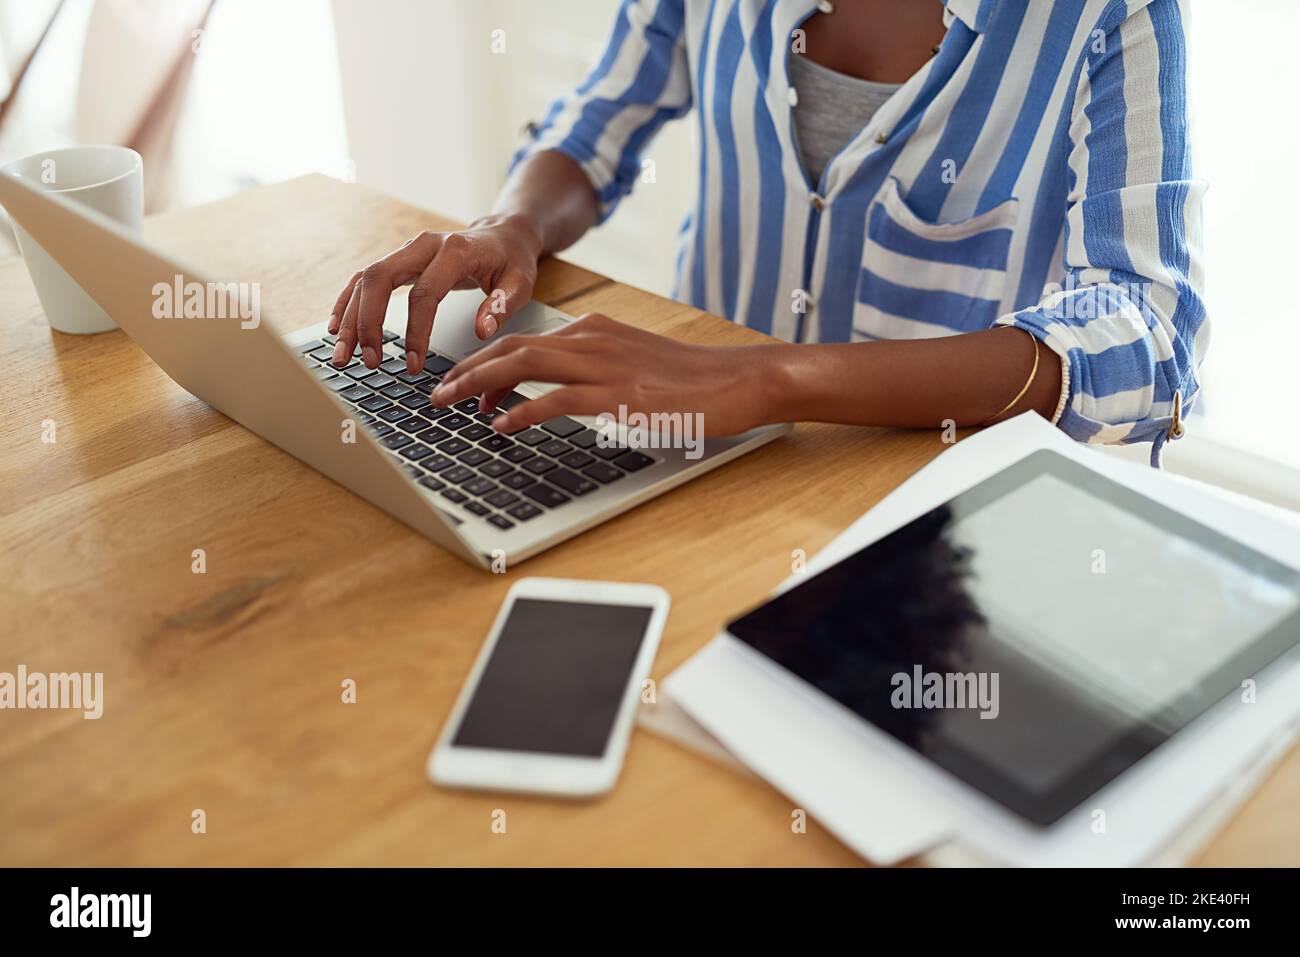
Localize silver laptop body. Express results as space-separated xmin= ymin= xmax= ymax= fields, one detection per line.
xmin=0 ymin=171 xmax=790 ymax=569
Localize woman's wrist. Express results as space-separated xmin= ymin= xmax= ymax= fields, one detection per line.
xmin=470 ymin=210 xmax=546 ymax=260
xmin=739 ymin=342 xmax=807 ymax=426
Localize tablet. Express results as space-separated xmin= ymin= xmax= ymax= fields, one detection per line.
xmin=726 ymin=449 xmax=1300 ymax=827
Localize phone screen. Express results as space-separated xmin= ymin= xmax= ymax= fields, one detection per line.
xmin=452 ymin=598 xmax=655 ymax=757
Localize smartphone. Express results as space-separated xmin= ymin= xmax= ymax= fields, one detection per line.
xmin=427 ymin=577 xmax=670 ymax=797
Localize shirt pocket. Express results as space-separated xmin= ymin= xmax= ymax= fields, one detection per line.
xmin=852 ymin=177 xmax=1020 ymax=341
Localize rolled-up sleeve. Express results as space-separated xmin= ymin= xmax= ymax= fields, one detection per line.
xmin=994 ymin=0 xmax=1207 ymax=459
xmin=510 ymin=0 xmax=692 ymax=223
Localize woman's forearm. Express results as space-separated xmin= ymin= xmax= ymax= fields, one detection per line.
xmin=762 ymin=326 xmax=1064 ymax=428
xmin=488 ymin=150 xmax=599 ymax=256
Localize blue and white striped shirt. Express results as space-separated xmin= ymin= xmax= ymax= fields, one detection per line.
xmin=513 ymin=0 xmax=1206 ymax=458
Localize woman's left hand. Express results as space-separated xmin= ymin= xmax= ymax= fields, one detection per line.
xmin=429 ymin=312 xmax=778 ymax=437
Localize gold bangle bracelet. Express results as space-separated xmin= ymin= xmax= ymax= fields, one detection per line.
xmin=983 ymin=328 xmax=1040 ymax=424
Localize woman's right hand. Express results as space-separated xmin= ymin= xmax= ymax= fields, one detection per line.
xmin=328 ymin=212 xmax=544 ymax=374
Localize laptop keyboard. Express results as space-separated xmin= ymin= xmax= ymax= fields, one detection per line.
xmin=297 ymin=332 xmax=658 ymax=530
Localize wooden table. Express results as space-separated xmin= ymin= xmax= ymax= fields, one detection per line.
xmin=1 ymin=175 xmax=1295 ymax=866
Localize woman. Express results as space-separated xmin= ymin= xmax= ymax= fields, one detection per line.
xmin=330 ymin=0 xmax=1204 ymax=465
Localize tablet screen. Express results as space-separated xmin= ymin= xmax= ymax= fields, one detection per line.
xmin=726 ymin=450 xmax=1300 ymax=826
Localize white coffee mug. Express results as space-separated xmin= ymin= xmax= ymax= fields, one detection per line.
xmin=3 ymin=145 xmax=144 ymax=334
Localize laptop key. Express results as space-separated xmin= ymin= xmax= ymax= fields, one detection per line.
xmin=369 ymin=424 xmax=395 ymax=438
xmin=381 ymin=433 xmax=414 ymax=450
xmin=487 ymin=514 xmax=515 ymax=530
xmin=413 ymin=379 xmax=436 ymax=395
xmin=359 ymin=395 xmax=391 ymax=413
xmin=506 ymin=502 xmax=543 ymax=522
xmin=403 ymin=464 xmax=423 ymax=480
xmin=437 ymin=437 xmax=471 ymax=456
xmin=299 ymin=339 xmax=326 ymax=354
xmin=325 ymin=376 xmax=354 ymax=393
xmin=501 ymin=446 xmax=534 ymax=464
xmin=425 ymin=355 xmax=455 ymax=375
xmin=463 ymin=501 xmax=490 ymax=517
xmin=537 ymin=439 xmax=570 ymax=458
xmin=500 ymin=472 xmax=535 ymax=490
xmin=559 ymin=450 xmax=595 ymax=469
xmin=567 ymin=429 xmax=600 ymax=449
xmin=365 ymin=372 xmax=396 ymax=390
xmin=441 ymin=488 xmax=468 ymax=504
xmin=380 ymin=383 xmax=413 ymax=400
xmin=614 ymin=451 xmax=655 ymax=472
xmin=423 ymin=405 xmax=453 ymax=419
xmin=420 ymin=454 xmax=453 ymax=473
xmin=396 ymin=415 xmax=430 ymax=433
xmin=418 ymin=476 xmax=446 ymax=492
xmin=463 ymin=477 xmax=496 ymax=497
xmin=379 ymin=406 xmax=410 ymax=423
xmin=416 ymin=427 xmax=451 ymax=446
xmin=484 ymin=489 xmax=519 ymax=509
xmin=345 ymin=365 xmax=378 ymax=380
xmin=358 ymin=413 xmax=377 ymax=425
xmin=458 ymin=449 xmax=491 ymax=467
xmin=400 ymin=443 xmax=435 ymax=461
xmin=380 ymin=357 xmax=407 ymax=375
xmin=397 ymin=370 xmax=432 ymax=385
xmin=522 ymin=456 xmax=556 ymax=475
xmin=459 ymin=424 xmax=492 ymax=442
xmin=439 ymin=413 xmax=472 ymax=431
xmin=545 ymin=468 xmax=597 ymax=497
xmin=399 ymin=394 xmax=431 ymax=410
xmin=478 ymin=459 xmax=512 ymax=478
xmin=311 ymin=365 xmax=337 ymax=380
xmin=454 ymin=398 xmax=480 ymax=414
xmin=591 ymin=444 xmax=627 ymax=460
xmin=541 ymin=416 xmax=584 ymax=438
xmin=442 ymin=465 xmax=476 ymax=485
xmin=522 ymin=484 xmax=570 ymax=509
xmin=382 ymin=330 xmax=400 ymax=343
xmin=479 ymin=434 xmax=512 ymax=453
xmin=309 ymin=346 xmax=335 ymax=362
xmin=581 ymin=462 xmax=623 ymax=484
xmin=515 ymin=428 xmax=550 ymax=447
xmin=341 ymin=385 xmax=372 ymax=402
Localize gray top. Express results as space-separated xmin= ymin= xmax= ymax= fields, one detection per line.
xmin=788 ymin=54 xmax=901 ymax=185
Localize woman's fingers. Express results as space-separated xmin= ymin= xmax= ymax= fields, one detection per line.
xmin=431 ymin=343 xmax=597 ymax=408
xmin=473 ymin=268 xmax=533 ymax=339
xmin=347 ymin=233 xmax=443 ymax=367
xmin=491 ymin=386 xmax=610 ymax=433
xmin=332 ymin=282 xmax=364 ymax=365
xmin=329 ymin=271 xmax=362 ymax=334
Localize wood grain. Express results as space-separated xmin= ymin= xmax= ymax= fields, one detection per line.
xmin=0 ymin=174 xmax=1294 ymax=866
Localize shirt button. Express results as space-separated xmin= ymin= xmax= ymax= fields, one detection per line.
xmin=787 ymin=86 xmax=798 ymax=108
xmin=817 ymin=0 xmax=834 ymax=12
xmin=875 ymin=131 xmax=889 ymax=144
xmin=810 ymin=193 xmax=825 ymax=211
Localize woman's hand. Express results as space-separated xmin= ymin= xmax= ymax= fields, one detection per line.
xmin=328 ymin=213 xmax=543 ymax=373
xmin=429 ymin=312 xmax=781 ymax=437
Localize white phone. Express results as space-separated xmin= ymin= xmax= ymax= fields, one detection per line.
xmin=428 ymin=577 xmax=670 ymax=797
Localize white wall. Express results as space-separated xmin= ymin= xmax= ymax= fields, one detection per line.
xmin=330 ymin=0 xmax=695 ymax=296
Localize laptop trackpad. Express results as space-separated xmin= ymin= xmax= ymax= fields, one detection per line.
xmin=384 ymin=287 xmax=570 ymax=362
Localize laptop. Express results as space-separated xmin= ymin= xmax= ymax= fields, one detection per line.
xmin=0 ymin=171 xmax=791 ymax=569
